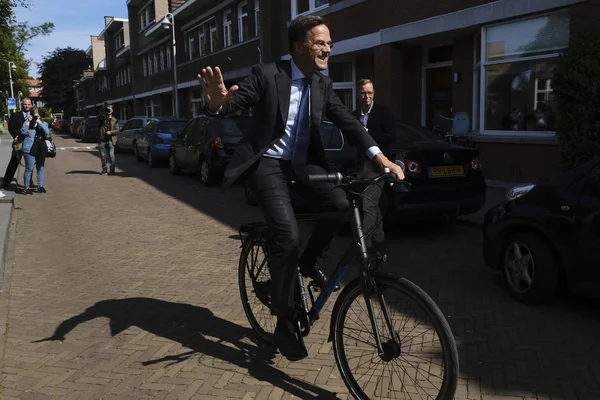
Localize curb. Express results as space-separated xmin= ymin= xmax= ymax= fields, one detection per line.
xmin=0 ymin=191 xmax=14 ymax=290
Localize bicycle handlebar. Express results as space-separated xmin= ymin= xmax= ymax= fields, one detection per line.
xmin=307 ymin=169 xmax=413 ymax=191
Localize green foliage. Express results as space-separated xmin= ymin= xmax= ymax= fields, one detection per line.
xmin=39 ymin=108 xmax=52 ymax=118
xmin=41 ymin=117 xmax=53 ymax=125
xmin=553 ymin=30 xmax=600 ymax=169
xmin=38 ymin=48 xmax=91 ymax=115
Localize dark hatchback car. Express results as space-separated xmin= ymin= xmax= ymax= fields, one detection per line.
xmin=81 ymin=116 xmax=101 ymax=142
xmin=244 ymin=120 xmax=486 ymax=223
xmin=483 ymin=157 xmax=600 ymax=305
xmin=168 ymin=114 xmax=250 ymax=186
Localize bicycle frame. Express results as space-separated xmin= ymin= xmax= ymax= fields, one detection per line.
xmin=300 ymin=194 xmax=398 ymax=358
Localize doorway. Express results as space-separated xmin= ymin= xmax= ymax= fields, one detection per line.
xmin=425 ymin=66 xmax=453 ymax=131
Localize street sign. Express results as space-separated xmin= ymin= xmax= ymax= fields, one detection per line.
xmin=7 ymin=98 xmax=16 ymax=110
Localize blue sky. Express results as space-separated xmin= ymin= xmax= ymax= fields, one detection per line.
xmin=14 ymin=0 xmax=128 ymax=77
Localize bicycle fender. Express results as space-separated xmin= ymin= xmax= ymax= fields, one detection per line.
xmin=327 ymin=272 xmax=400 ymax=343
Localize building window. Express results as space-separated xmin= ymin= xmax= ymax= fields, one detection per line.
xmin=153 ymin=49 xmax=159 ymax=72
xmin=120 ymin=103 xmax=129 ymax=120
xmin=139 ymin=1 xmax=155 ymax=31
xmin=199 ymin=32 xmax=208 ymax=56
xmin=291 ymin=0 xmax=328 ymax=19
xmin=188 ymin=32 xmax=198 ymax=60
xmin=114 ymin=30 xmax=124 ymax=50
xmin=238 ymin=1 xmax=249 ymax=42
xmin=328 ymin=60 xmax=355 ymax=110
xmin=143 ymin=57 xmax=148 ymax=77
xmin=166 ymin=46 xmax=172 ymax=69
xmin=476 ymin=10 xmax=570 ymax=134
xmin=223 ymin=9 xmax=233 ymax=48
xmin=145 ymin=98 xmax=160 ymax=117
xmin=254 ymin=0 xmax=260 ymax=37
xmin=210 ymin=19 xmax=218 ymax=52
xmin=160 ymin=46 xmax=165 ymax=71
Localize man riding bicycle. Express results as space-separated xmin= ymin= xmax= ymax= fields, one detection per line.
xmin=198 ymin=15 xmax=404 ymax=362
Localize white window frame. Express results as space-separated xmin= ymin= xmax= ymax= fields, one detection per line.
xmin=327 ymin=57 xmax=356 ymax=111
xmin=254 ymin=0 xmax=260 ymax=37
xmin=143 ymin=57 xmax=148 ymax=77
xmin=188 ymin=32 xmax=196 ymax=60
xmin=114 ymin=29 xmax=124 ymax=51
xmin=160 ymin=46 xmax=165 ymax=71
xmin=138 ymin=1 xmax=155 ymax=31
xmin=238 ymin=1 xmax=248 ymax=43
xmin=223 ymin=9 xmax=233 ymax=48
xmin=475 ymin=11 xmax=569 ymax=137
xmin=199 ymin=31 xmax=206 ymax=56
xmin=290 ymin=0 xmax=329 ymax=19
xmin=153 ymin=49 xmax=159 ymax=73
xmin=210 ymin=20 xmax=218 ymax=52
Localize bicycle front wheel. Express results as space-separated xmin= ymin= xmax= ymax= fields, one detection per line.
xmin=332 ymin=275 xmax=459 ymax=400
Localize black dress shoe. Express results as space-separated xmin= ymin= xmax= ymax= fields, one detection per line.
xmin=39 ymin=187 xmax=46 ymax=193
xmin=22 ymin=188 xmax=33 ymax=195
xmin=274 ymin=316 xmax=308 ymax=361
xmin=300 ymin=264 xmax=340 ymax=292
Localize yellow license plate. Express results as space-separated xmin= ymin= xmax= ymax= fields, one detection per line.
xmin=428 ymin=165 xmax=464 ymax=178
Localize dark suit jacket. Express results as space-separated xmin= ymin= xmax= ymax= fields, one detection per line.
xmin=352 ymin=103 xmax=396 ymax=158
xmin=8 ymin=110 xmax=27 ymax=139
xmin=211 ymin=60 xmax=378 ymax=189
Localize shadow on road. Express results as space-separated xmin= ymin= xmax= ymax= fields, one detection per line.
xmin=34 ymin=297 xmax=342 ymax=400
xmin=65 ymin=140 xmax=600 ymax=400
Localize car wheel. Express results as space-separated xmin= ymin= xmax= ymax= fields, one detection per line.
xmin=245 ymin=178 xmax=257 ymax=206
xmin=502 ymin=232 xmax=559 ymax=305
xmin=199 ymin=157 xmax=218 ymax=186
xmin=169 ymin=152 xmax=181 ymax=175
xmin=134 ymin=142 xmax=143 ymax=162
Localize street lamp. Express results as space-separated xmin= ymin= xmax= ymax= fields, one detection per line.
xmin=17 ymin=91 xmax=22 ymax=110
xmin=161 ymin=12 xmax=179 ymax=119
xmin=7 ymin=61 xmax=16 ymax=101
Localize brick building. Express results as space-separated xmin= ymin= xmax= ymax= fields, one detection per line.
xmin=77 ymin=0 xmax=600 ymax=182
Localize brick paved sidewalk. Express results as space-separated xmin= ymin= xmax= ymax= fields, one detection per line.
xmin=1 ymin=135 xmax=600 ymax=400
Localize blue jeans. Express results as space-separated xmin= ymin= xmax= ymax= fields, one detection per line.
xmin=23 ymin=153 xmax=44 ymax=190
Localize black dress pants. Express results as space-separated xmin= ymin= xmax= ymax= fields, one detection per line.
xmin=1 ymin=149 xmax=21 ymax=188
xmin=250 ymin=157 xmax=348 ymax=318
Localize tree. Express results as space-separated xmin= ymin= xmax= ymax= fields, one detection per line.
xmin=552 ymin=30 xmax=600 ymax=169
xmin=38 ymin=48 xmax=91 ymax=116
xmin=13 ymin=21 xmax=54 ymax=53
xmin=0 ymin=0 xmax=53 ymax=115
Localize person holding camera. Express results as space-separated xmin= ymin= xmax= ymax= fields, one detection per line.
xmin=20 ymin=108 xmax=51 ymax=195
xmin=99 ymin=104 xmax=119 ymax=175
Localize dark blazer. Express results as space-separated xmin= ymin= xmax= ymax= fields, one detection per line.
xmin=8 ymin=110 xmax=27 ymax=139
xmin=352 ymin=103 xmax=396 ymax=158
xmin=212 ymin=60 xmax=378 ymax=189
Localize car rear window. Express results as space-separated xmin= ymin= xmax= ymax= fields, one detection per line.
xmin=88 ymin=119 xmax=99 ymax=126
xmin=157 ymin=121 xmax=188 ymax=133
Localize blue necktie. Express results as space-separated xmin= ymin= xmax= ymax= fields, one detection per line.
xmin=291 ymin=77 xmax=311 ymax=169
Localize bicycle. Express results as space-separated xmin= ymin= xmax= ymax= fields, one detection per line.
xmin=238 ymin=169 xmax=459 ymax=399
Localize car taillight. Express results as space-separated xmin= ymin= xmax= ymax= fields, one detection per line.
xmin=153 ymin=134 xmax=163 ymax=144
xmin=212 ymin=136 xmax=223 ymax=149
xmin=471 ymin=157 xmax=480 ymax=170
xmin=395 ymin=159 xmax=421 ymax=174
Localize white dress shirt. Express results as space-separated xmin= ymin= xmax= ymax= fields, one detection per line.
xmin=265 ymin=59 xmax=381 ymax=160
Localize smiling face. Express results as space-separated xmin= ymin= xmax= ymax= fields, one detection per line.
xmin=293 ymin=24 xmax=332 ymax=74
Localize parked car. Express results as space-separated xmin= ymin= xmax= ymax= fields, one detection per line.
xmin=135 ymin=117 xmax=189 ymax=167
xmin=168 ymin=114 xmax=252 ymax=186
xmin=70 ymin=118 xmax=84 ymax=137
xmin=115 ymin=116 xmax=151 ymax=153
xmin=81 ymin=116 xmax=101 ymax=142
xmin=483 ymin=156 xmax=600 ymax=305
xmin=242 ymin=120 xmax=486 ymax=222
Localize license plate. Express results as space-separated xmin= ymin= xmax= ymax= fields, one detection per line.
xmin=428 ymin=165 xmax=464 ymax=178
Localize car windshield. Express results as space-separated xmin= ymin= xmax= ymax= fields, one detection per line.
xmin=395 ymin=122 xmax=441 ymax=144
xmin=157 ymin=121 xmax=188 ymax=134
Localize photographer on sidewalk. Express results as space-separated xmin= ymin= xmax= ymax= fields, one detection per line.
xmin=98 ymin=104 xmax=119 ymax=176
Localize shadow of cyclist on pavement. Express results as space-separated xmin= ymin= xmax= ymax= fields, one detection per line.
xmin=33 ymin=297 xmax=340 ymax=400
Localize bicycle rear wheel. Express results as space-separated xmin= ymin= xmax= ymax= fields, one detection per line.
xmin=332 ymin=275 xmax=458 ymax=400
xmin=238 ymin=229 xmax=276 ymax=345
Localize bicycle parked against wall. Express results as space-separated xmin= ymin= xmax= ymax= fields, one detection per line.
xmin=238 ymin=169 xmax=459 ymax=400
